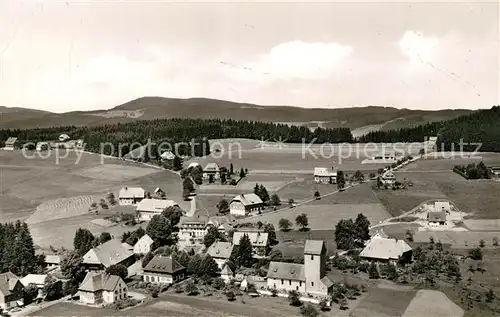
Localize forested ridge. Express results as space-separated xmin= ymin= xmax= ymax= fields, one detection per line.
xmin=1 ymin=106 xmax=498 ymax=156
xmin=0 ymin=118 xmax=353 ymax=157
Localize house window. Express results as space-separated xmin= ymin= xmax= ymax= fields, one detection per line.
xmin=299 ymin=281 xmax=302 ymax=287
xmin=289 ymin=280 xmax=291 ymax=285
xmin=281 ymin=279 xmax=284 ymax=284
xmin=311 ymin=255 xmax=314 ymax=260
xmin=311 ymin=282 xmax=314 ymax=287
xmin=296 ymin=286 xmax=299 ymax=291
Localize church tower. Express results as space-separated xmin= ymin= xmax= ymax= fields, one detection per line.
xmin=303 ymin=240 xmax=326 ymax=295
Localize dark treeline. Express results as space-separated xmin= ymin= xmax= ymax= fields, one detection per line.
xmin=0 ymin=221 xmax=44 ymax=276
xmin=358 ymin=106 xmax=500 ymax=152
xmin=356 ymin=121 xmax=443 ymax=143
xmin=0 ymin=118 xmax=353 ymax=157
xmin=437 ymin=106 xmax=500 ymax=152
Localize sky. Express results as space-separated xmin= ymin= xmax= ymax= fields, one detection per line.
xmin=0 ymin=0 xmax=498 ymax=113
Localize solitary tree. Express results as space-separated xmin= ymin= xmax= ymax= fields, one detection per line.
xmin=288 ymin=198 xmax=295 ymax=208
xmin=270 ymin=194 xmax=281 ymax=206
xmin=279 ymin=218 xmax=292 ymax=232
xmin=146 ymin=215 xmax=173 ymax=247
xmin=230 ymin=163 xmax=234 ymax=175
xmin=107 ymin=193 xmax=117 ymax=205
xmin=314 ymin=191 xmax=321 ymax=200
xmin=216 ymin=199 xmax=230 ymax=213
xmin=295 ymin=213 xmax=309 ymax=231
xmin=236 ymin=234 xmax=253 ymax=268
xmin=354 ymin=213 xmax=370 ymax=241
xmin=203 ymin=226 xmax=225 ymax=248
xmin=368 ymin=262 xmax=380 ymax=279
xmin=99 ymin=232 xmax=112 ymax=244
xmin=353 ymin=170 xmax=364 ymax=182
xmin=183 ymin=177 xmax=194 ymax=198
xmin=337 ymin=170 xmax=346 ymax=190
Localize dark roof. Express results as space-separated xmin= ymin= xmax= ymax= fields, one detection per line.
xmin=143 ymin=255 xmax=185 ymax=274
xmin=428 ymin=211 xmax=447 ymax=222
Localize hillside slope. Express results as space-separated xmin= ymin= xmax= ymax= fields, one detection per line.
xmin=0 ymin=97 xmax=472 ymax=131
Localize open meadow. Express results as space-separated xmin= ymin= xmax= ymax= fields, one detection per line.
xmin=245 ymin=182 xmax=390 ymax=231
xmin=0 ymin=149 xmax=184 ymax=248
xmin=187 ymin=142 xmax=424 ymax=174
xmin=375 ymin=155 xmax=500 ymax=218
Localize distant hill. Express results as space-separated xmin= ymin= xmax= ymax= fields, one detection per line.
xmin=0 ymin=97 xmax=472 ymax=134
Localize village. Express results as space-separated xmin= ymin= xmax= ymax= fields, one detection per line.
xmin=1 ymin=134 xmax=500 ymax=317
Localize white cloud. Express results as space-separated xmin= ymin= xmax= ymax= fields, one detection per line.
xmin=397 ymin=31 xmax=439 ymax=67
xmin=222 ymin=40 xmax=352 ymax=83
xmin=265 ymin=41 xmax=352 ymax=79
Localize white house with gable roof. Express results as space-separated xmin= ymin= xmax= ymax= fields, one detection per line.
xmin=229 ymin=194 xmax=264 ymax=216
xmin=313 ymin=167 xmax=337 ymax=184
xmin=118 ymin=187 xmax=146 ymax=206
xmin=78 ymin=272 xmax=127 ymax=305
xmin=360 ymin=236 xmax=412 ymax=264
xmin=136 ymin=199 xmax=178 ymax=221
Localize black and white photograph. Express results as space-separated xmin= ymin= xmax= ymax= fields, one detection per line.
xmin=0 ymin=0 xmax=499 ymax=316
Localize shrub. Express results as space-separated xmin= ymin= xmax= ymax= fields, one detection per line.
xmin=226 ymin=291 xmax=236 ymax=301
xmin=271 ymin=288 xmax=278 ymax=297
xmin=288 ymin=290 xmax=302 ymax=306
xmin=319 ymin=298 xmax=329 ymax=311
xmin=300 ymin=304 xmax=319 ymax=317
xmin=185 ymin=282 xmax=199 ymax=296
xmin=174 ymin=284 xmax=183 ymax=293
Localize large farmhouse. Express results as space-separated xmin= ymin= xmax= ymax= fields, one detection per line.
xmin=360 ymin=235 xmax=412 ymax=264
xmin=82 ymin=239 xmax=135 ymax=271
xmin=143 ymin=255 xmax=186 ymax=285
xmin=313 ymin=167 xmax=337 ymax=184
xmin=178 ymin=215 xmax=209 ymax=242
xmin=136 ymin=199 xmax=179 ymax=222
xmin=78 ymin=272 xmax=127 ymax=305
xmin=233 ymin=231 xmax=269 ymax=257
xmin=118 ymin=187 xmax=146 ymax=206
xmin=229 ymin=194 xmax=264 ymax=216
xmin=267 ymin=240 xmax=334 ymax=297
xmin=207 ymin=241 xmax=234 ymax=269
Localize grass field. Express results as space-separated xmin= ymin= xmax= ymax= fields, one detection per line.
xmin=276 ymin=230 xmax=336 ymax=257
xmin=461 ymin=249 xmax=500 ymax=293
xmin=352 ymin=287 xmax=416 ymax=317
xmin=402 ymin=290 xmax=464 ymax=317
xmin=375 ymin=167 xmax=500 ymax=218
xmin=0 ymin=150 xmax=184 ymax=248
xmin=186 ymin=142 xmax=424 ymax=174
xmin=29 ymin=214 xmax=146 ymax=249
xmin=242 ymin=182 xmax=390 ymax=231
xmin=198 ymin=174 xmax=301 ymax=195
